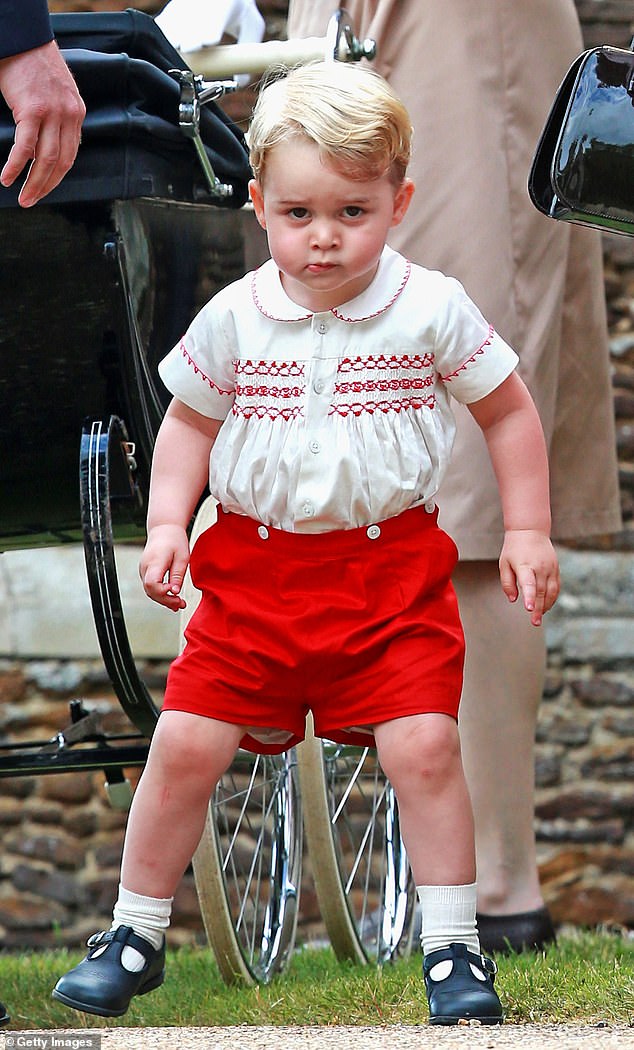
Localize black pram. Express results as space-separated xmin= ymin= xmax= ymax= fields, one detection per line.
xmin=0 ymin=10 xmax=251 ymax=763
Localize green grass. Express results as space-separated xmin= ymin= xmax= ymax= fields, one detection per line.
xmin=1 ymin=930 xmax=632 ymax=1031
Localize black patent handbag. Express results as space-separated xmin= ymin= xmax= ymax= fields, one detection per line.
xmin=529 ymin=44 xmax=634 ymax=235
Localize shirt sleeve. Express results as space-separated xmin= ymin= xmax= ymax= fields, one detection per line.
xmin=158 ymin=292 xmax=237 ymax=420
xmin=432 ymin=275 xmax=519 ymax=403
xmin=0 ymin=0 xmax=53 ymax=60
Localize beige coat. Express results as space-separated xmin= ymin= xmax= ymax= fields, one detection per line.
xmin=288 ymin=0 xmax=622 ymax=557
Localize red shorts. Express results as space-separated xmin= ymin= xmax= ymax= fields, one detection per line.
xmin=162 ymin=505 xmax=465 ymax=754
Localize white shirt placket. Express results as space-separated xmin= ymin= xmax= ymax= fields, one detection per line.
xmin=294 ymin=313 xmax=338 ymax=525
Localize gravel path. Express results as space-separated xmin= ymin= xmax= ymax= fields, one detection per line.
xmin=5 ymin=1025 xmax=634 ymax=1050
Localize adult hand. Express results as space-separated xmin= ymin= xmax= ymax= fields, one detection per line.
xmin=156 ymin=0 xmax=265 ymax=85
xmin=0 ymin=40 xmax=85 ymax=208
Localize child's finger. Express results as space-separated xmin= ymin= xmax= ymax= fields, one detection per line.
xmin=517 ymin=566 xmax=557 ymax=627
xmin=498 ymin=557 xmax=519 ymax=603
xmin=166 ymin=554 xmax=190 ymax=595
xmin=140 ymin=559 xmax=179 ymax=606
xmin=514 ymin=566 xmax=542 ymax=622
xmin=542 ymin=568 xmax=561 ymax=615
xmin=140 ymin=556 xmax=169 ymax=592
xmin=521 ymin=574 xmax=537 ymax=615
xmin=162 ymin=590 xmax=188 ymax=612
xmin=147 ymin=578 xmax=187 ymax=611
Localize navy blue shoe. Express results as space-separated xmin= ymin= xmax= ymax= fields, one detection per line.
xmin=423 ymin=942 xmax=504 ymax=1025
xmin=52 ymin=926 xmax=165 ymax=1018
xmin=0 ymin=1001 xmax=9 ymax=1025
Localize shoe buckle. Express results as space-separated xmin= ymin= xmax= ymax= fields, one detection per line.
xmin=86 ymin=929 xmax=112 ymax=949
xmin=481 ymin=954 xmax=497 ymax=976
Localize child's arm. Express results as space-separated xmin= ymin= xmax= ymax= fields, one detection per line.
xmin=139 ymin=398 xmax=222 ymax=612
xmin=467 ymin=371 xmax=560 ymax=626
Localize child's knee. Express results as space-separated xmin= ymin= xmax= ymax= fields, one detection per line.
xmin=377 ymin=714 xmax=462 ymax=791
xmin=148 ymin=712 xmax=239 ymax=780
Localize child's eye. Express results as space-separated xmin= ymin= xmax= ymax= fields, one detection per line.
xmin=343 ymin=206 xmax=364 ymax=218
xmin=289 ymin=207 xmax=309 ymax=219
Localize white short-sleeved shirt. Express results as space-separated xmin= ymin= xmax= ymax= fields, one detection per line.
xmin=159 ymin=246 xmax=518 ymax=533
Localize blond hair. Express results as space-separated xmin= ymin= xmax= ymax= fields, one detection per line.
xmin=248 ymin=61 xmax=412 ymax=185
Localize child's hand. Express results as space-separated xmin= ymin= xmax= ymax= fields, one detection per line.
xmin=139 ymin=524 xmax=190 ymax=612
xmin=499 ymin=529 xmax=560 ymax=627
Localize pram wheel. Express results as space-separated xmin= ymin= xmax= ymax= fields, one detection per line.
xmin=193 ymin=748 xmax=302 ymax=984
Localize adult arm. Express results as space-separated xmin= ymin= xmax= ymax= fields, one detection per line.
xmin=468 ymin=370 xmax=560 ymax=626
xmin=0 ymin=0 xmax=53 ymax=58
xmin=0 ymin=0 xmax=85 ymax=207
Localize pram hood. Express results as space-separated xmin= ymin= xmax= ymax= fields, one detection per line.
xmin=0 ymin=9 xmax=252 ymax=208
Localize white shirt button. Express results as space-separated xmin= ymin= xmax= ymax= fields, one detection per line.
xmin=257 ymin=525 xmax=269 ymax=540
xmin=302 ymin=501 xmax=315 ymax=517
xmin=309 ymin=440 xmax=321 ymax=454
xmin=367 ymin=524 xmax=381 ymax=540
xmin=313 ymin=378 xmax=325 ymax=394
xmin=317 ymin=321 xmax=328 ymax=335
xmin=425 ymin=501 xmax=436 ymax=514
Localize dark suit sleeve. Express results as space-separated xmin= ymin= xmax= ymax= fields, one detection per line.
xmin=0 ymin=0 xmax=54 ymax=60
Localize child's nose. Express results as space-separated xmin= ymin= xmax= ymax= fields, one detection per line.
xmin=311 ymin=220 xmax=338 ymax=248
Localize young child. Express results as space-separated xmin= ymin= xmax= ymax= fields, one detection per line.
xmin=53 ymin=62 xmax=559 ymax=1026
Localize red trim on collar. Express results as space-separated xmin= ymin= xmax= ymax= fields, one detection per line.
xmin=251 ymin=271 xmax=311 ymax=322
xmin=250 ymin=257 xmax=412 ymax=323
xmin=332 ymin=260 xmax=411 ymax=322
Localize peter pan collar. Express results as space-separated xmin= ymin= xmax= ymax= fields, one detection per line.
xmin=250 ymin=245 xmax=411 ymax=323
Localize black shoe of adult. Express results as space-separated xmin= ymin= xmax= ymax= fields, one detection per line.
xmin=423 ymin=942 xmax=504 ymax=1026
xmin=0 ymin=1001 xmax=9 ymax=1025
xmin=477 ymin=906 xmax=557 ymax=954
xmin=52 ymin=926 xmax=165 ymax=1018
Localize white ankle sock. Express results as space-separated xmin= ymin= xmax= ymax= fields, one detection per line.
xmin=110 ymin=884 xmax=173 ymax=972
xmin=417 ymin=883 xmax=481 ymax=959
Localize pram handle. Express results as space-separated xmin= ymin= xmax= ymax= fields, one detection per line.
xmin=183 ymin=38 xmax=333 ymax=79
xmin=181 ymin=10 xmax=376 ymax=81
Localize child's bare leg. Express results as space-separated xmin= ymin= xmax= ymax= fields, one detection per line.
xmin=374 ymin=713 xmax=475 ymax=886
xmin=120 ymin=710 xmax=244 ymax=898
xmin=374 ymin=712 xmax=478 ymax=951
xmin=374 ymin=713 xmax=503 ymax=1025
xmin=52 ymin=710 xmax=244 ymax=1018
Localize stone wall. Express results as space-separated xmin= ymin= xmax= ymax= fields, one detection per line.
xmin=0 ymin=1 xmax=631 ymax=949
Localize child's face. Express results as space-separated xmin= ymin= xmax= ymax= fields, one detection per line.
xmin=249 ymin=137 xmax=414 ymax=312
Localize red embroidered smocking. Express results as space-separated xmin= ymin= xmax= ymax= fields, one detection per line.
xmin=335 ymin=377 xmax=434 ymax=394
xmin=330 ymin=394 xmax=436 ymax=418
xmin=337 ymin=352 xmax=433 ymax=372
xmin=331 ymin=352 xmax=436 ymax=417
xmin=232 ymin=358 xmax=306 ymax=421
xmin=234 ymin=360 xmax=305 ymax=378
xmin=235 ymin=384 xmax=305 ymax=399
xmin=226 ymin=351 xmax=438 ymax=421
xmin=233 ymin=403 xmax=304 ymax=421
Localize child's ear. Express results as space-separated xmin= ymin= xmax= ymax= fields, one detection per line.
xmin=249 ymin=179 xmax=266 ymax=229
xmin=391 ymin=178 xmax=415 ymax=227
